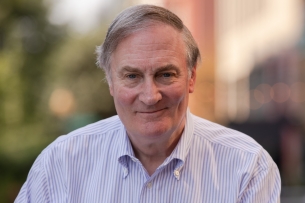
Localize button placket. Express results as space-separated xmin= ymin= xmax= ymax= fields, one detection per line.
xmin=146 ymin=182 xmax=152 ymax=189
xmin=173 ymin=169 xmax=181 ymax=180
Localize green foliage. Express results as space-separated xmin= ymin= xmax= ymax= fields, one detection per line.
xmin=0 ymin=0 xmax=116 ymax=202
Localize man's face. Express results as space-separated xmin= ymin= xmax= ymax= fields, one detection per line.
xmin=109 ymin=23 xmax=196 ymax=143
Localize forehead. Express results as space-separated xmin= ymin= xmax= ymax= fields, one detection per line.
xmin=110 ymin=23 xmax=187 ymax=71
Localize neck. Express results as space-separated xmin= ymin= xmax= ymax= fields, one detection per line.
xmin=129 ymin=122 xmax=185 ymax=176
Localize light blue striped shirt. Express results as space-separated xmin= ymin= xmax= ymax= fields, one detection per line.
xmin=15 ymin=110 xmax=281 ymax=202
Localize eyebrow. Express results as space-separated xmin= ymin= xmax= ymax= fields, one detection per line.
xmin=119 ymin=66 xmax=141 ymax=73
xmin=119 ymin=64 xmax=181 ymax=74
xmin=155 ymin=64 xmax=180 ymax=74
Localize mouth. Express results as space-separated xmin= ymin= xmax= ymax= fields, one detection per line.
xmin=137 ymin=108 xmax=167 ymax=114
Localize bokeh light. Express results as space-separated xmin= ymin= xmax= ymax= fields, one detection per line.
xmin=290 ymin=82 xmax=305 ymax=103
xmin=270 ymin=83 xmax=291 ymax=103
xmin=250 ymin=89 xmax=263 ymax=110
xmin=49 ymin=88 xmax=75 ymax=117
xmin=256 ymin=84 xmax=272 ymax=103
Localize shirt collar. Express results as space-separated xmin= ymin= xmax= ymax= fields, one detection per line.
xmin=117 ymin=125 xmax=135 ymax=159
xmin=160 ymin=108 xmax=194 ymax=172
xmin=116 ymin=123 xmax=135 ymax=178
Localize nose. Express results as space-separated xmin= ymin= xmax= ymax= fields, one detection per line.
xmin=139 ymin=79 xmax=162 ymax=105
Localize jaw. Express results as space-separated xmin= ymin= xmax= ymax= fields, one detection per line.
xmin=128 ymin=107 xmax=186 ymax=140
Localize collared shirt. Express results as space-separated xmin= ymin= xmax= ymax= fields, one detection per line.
xmin=15 ymin=110 xmax=281 ymax=203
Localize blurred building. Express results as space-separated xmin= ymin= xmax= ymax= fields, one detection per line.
xmin=215 ymin=0 xmax=303 ymax=125
xmin=162 ymin=0 xmax=217 ymax=122
xmin=160 ymin=0 xmax=305 ymax=193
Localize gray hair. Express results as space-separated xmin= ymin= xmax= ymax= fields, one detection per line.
xmin=96 ymin=4 xmax=200 ymax=83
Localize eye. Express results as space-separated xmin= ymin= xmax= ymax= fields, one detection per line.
xmin=162 ymin=73 xmax=172 ymax=77
xmin=126 ymin=74 xmax=137 ymax=79
xmin=156 ymin=72 xmax=177 ymax=84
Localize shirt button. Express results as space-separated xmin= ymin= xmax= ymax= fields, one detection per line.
xmin=174 ymin=170 xmax=180 ymax=176
xmin=147 ymin=182 xmax=152 ymax=188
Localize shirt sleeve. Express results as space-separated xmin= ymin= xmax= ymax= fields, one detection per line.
xmin=239 ymin=164 xmax=281 ymax=203
xmin=15 ymin=154 xmax=50 ymax=203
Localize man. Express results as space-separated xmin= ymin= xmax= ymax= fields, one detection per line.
xmin=15 ymin=4 xmax=281 ymax=203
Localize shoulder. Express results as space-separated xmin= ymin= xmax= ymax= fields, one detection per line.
xmin=191 ymin=114 xmax=276 ymax=170
xmin=41 ymin=115 xmax=123 ymax=155
xmin=192 ymin=114 xmax=262 ymax=153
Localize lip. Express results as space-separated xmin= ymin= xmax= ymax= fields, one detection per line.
xmin=137 ymin=108 xmax=167 ymax=114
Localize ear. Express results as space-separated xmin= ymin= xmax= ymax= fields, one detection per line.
xmin=105 ymin=74 xmax=114 ymax=96
xmin=109 ymin=84 xmax=114 ymax=96
xmin=108 ymin=79 xmax=114 ymax=96
xmin=189 ymin=67 xmax=196 ymax=93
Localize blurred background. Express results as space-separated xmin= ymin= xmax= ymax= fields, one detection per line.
xmin=0 ymin=0 xmax=304 ymax=202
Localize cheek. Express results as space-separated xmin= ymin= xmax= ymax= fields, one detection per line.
xmin=164 ymin=86 xmax=188 ymax=104
xmin=113 ymin=87 xmax=137 ymax=107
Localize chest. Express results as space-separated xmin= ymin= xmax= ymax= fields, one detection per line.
xmin=61 ymin=162 xmax=243 ymax=203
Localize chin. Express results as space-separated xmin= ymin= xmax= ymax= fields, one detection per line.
xmin=138 ymin=122 xmax=173 ymax=138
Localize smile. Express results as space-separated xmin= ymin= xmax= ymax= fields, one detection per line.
xmin=137 ymin=108 xmax=167 ymax=114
